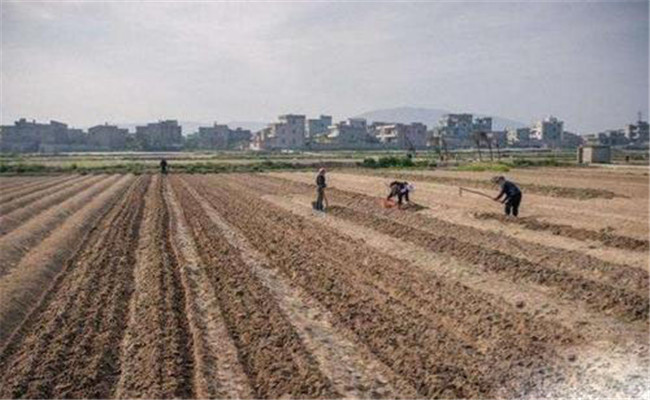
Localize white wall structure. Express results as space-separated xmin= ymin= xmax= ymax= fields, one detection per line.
xmin=531 ymin=116 xmax=564 ymax=147
xmin=251 ymin=114 xmax=306 ymax=150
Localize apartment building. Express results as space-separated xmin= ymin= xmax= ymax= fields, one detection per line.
xmin=375 ymin=122 xmax=428 ymax=148
xmin=88 ymin=124 xmax=129 ymax=150
xmin=531 ymin=116 xmax=564 ymax=147
xmin=306 ymin=115 xmax=332 ymax=137
xmin=251 ymin=114 xmax=306 ymax=150
xmin=135 ymin=120 xmax=183 ymax=151
xmin=326 ymin=118 xmax=369 ymax=143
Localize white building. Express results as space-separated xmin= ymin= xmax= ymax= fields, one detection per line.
xmin=506 ymin=127 xmax=531 ymax=145
xmin=531 ymin=116 xmax=564 ymax=147
xmin=578 ymin=144 xmax=611 ymax=164
xmin=375 ymin=123 xmax=428 ymax=148
xmin=251 ymin=114 xmax=306 ymax=150
xmin=326 ymin=118 xmax=369 ymax=143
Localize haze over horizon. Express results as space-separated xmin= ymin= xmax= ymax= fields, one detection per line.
xmin=1 ymin=1 xmax=648 ymax=134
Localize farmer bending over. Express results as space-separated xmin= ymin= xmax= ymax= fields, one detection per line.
xmin=492 ymin=176 xmax=522 ymax=217
xmin=387 ymin=181 xmax=414 ymax=208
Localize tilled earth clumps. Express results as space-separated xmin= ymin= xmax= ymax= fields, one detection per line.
xmin=0 ymin=172 xmax=647 ymax=399
xmin=474 ymin=212 xmax=650 ymax=252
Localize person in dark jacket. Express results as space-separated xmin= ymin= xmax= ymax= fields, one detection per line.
xmin=387 ymin=181 xmax=413 ymax=208
xmin=492 ymin=176 xmax=522 ymax=217
xmin=314 ymin=168 xmax=327 ymax=211
xmin=160 ymin=159 xmax=168 ymax=174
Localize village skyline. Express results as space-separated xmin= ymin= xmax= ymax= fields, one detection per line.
xmin=2 ymin=1 xmax=648 ymax=134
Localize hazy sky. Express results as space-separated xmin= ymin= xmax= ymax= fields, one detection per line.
xmin=1 ymin=1 xmax=648 ymax=133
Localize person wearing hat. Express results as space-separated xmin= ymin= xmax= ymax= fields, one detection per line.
xmin=492 ymin=176 xmax=522 ymax=217
xmin=387 ymin=181 xmax=414 ymax=208
xmin=314 ymin=168 xmax=328 ymax=211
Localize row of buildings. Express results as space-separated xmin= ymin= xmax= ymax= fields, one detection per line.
xmin=582 ymin=118 xmax=649 ymax=147
xmin=1 ymin=114 xmax=648 ymax=153
xmin=430 ymin=114 xmax=584 ymax=149
xmin=250 ymin=115 xmax=429 ymax=150
xmin=0 ymin=119 xmax=252 ymax=153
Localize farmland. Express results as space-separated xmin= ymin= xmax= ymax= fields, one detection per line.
xmin=0 ymin=166 xmax=647 ymax=398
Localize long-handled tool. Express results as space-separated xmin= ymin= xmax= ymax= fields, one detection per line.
xmin=459 ymin=186 xmax=494 ymax=200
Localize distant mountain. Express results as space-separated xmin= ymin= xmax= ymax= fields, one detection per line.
xmin=353 ymin=107 xmax=527 ymax=130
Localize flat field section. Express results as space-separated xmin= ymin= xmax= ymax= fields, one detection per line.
xmin=0 ymin=167 xmax=647 ymax=399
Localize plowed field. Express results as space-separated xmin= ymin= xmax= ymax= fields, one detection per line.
xmin=0 ymin=168 xmax=647 ymax=399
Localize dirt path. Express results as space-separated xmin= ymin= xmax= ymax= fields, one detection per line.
xmin=263 ymin=193 xmax=649 ymax=398
xmin=0 ymin=174 xmax=107 ymax=236
xmin=177 ymin=177 xmax=418 ymax=399
xmin=164 ymin=177 xmax=254 ymax=399
xmin=0 ymin=175 xmax=147 ymax=398
xmin=0 ymin=174 xmax=122 ymax=277
xmin=0 ymin=175 xmax=134 ymax=349
xmin=114 ymin=175 xmax=194 ymax=399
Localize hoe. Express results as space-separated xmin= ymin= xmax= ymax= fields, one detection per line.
xmin=458 ymin=186 xmax=493 ymax=200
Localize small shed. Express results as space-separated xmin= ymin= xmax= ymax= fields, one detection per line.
xmin=577 ymin=145 xmax=612 ymax=164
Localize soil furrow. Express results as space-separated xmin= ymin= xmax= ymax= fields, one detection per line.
xmin=0 ymin=174 xmax=134 ymax=348
xmin=0 ymin=174 xmax=80 ymax=205
xmin=0 ymin=175 xmax=146 ymax=398
xmin=327 ymin=204 xmax=648 ymax=322
xmin=186 ymin=174 xmax=571 ymax=398
xmin=177 ymin=177 xmax=419 ymax=399
xmin=164 ymin=177 xmax=255 ymax=399
xmin=270 ymin=170 xmax=647 ymax=241
xmin=352 ymin=170 xmax=620 ymax=199
xmin=0 ymin=174 xmax=122 ymax=277
xmin=252 ymin=174 xmax=648 ymax=294
xmin=474 ymin=212 xmax=650 ymax=252
xmin=0 ymin=176 xmax=63 ymax=195
xmin=264 ymin=193 xmax=649 ymax=398
xmin=114 ymin=175 xmax=195 ymax=399
xmin=0 ymin=175 xmax=93 ymax=217
xmin=0 ymin=174 xmax=106 ymax=235
xmin=171 ymin=176 xmax=338 ymax=399
xmin=0 ymin=177 xmax=50 ymax=195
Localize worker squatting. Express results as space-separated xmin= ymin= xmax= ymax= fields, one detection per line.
xmin=312 ymin=168 xmax=523 ymax=217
